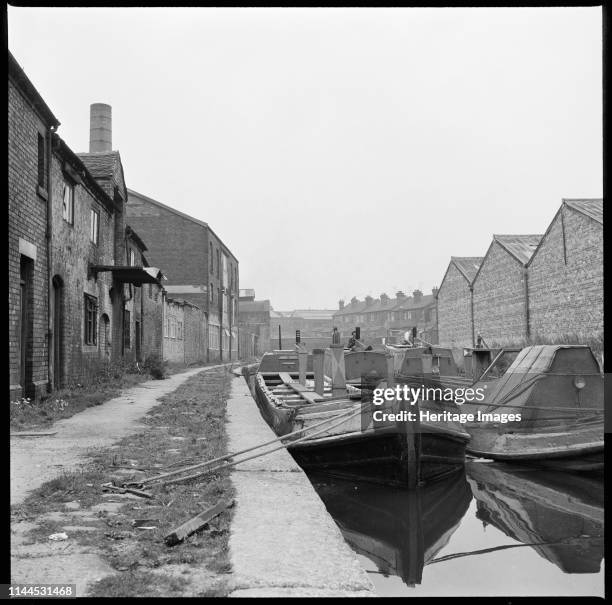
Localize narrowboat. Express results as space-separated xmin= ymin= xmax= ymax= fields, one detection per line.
xmin=250 ymin=348 xmax=470 ymax=488
xmin=461 ymin=345 xmax=604 ymax=472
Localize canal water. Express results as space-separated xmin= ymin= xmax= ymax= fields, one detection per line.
xmin=308 ymin=461 xmax=604 ymax=597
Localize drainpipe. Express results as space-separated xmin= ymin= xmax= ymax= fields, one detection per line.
xmin=47 ymin=126 xmax=57 ymax=391
xmin=523 ymin=266 xmax=530 ymax=341
xmin=469 ymin=284 xmax=475 ymax=348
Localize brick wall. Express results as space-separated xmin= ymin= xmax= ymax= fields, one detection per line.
xmin=142 ymin=282 xmax=164 ymax=360
xmin=126 ymin=191 xmax=239 ymax=360
xmin=473 ymin=241 xmax=528 ymax=346
xmin=528 ymin=207 xmax=603 ymax=341
xmin=437 ymin=263 xmax=474 ymax=348
xmin=163 ymin=299 xmax=185 ymax=363
xmin=8 ymin=79 xmax=51 ymax=399
xmin=50 ymin=151 xmax=117 ymax=386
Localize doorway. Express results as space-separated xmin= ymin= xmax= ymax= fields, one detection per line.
xmin=52 ymin=275 xmax=64 ymax=389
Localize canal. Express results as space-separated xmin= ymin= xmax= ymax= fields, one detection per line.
xmin=308 ymin=461 xmax=604 ymax=597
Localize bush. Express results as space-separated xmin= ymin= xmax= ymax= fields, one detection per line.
xmin=144 ymin=353 xmax=168 ymax=380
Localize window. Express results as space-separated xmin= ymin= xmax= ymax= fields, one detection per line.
xmin=210 ymin=243 xmax=214 ymax=271
xmin=210 ymin=283 xmax=214 ymax=303
xmin=123 ymin=309 xmax=131 ymax=349
xmin=164 ymin=315 xmax=169 ymax=338
xmin=37 ymin=133 xmax=46 ymax=188
xmin=216 ymin=249 xmax=220 ymax=277
xmin=84 ymin=294 xmax=97 ymax=345
xmin=90 ymin=208 xmax=100 ymax=245
xmin=178 ymin=321 xmax=183 ymax=340
xmin=148 ymin=283 xmax=153 ymax=299
xmin=62 ymin=182 xmax=74 ymax=224
xmin=129 ymin=248 xmax=136 ymax=266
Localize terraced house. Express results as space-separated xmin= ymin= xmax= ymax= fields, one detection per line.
xmin=333 ymin=289 xmax=438 ymax=344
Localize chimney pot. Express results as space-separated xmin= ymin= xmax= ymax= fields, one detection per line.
xmin=89 ymin=103 xmax=112 ymax=152
xmin=338 ymin=299 xmax=345 ymax=310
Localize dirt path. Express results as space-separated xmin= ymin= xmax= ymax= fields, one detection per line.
xmin=10 ymin=365 xmax=225 ymax=506
xmin=10 ymin=364 xmax=231 ymax=596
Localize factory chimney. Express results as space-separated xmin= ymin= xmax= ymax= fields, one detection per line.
xmin=89 ymin=103 xmax=112 ymax=152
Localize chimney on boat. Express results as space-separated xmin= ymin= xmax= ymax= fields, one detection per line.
xmin=338 ymin=299 xmax=345 ymax=310
xmin=89 ymin=103 xmax=112 ymax=152
xmin=365 ymin=295 xmax=374 ymax=307
xmin=412 ymin=289 xmax=423 ymax=304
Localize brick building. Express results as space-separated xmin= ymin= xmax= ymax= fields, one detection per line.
xmin=238 ymin=289 xmax=271 ymax=355
xmin=9 ymin=52 xmax=59 ymax=400
xmin=333 ymin=290 xmax=438 ymax=345
xmin=9 ymin=52 xmax=167 ymax=397
xmin=272 ymin=308 xmax=335 ymax=349
xmin=126 ymin=189 xmax=239 ymax=362
xmin=527 ymin=199 xmax=603 ymax=342
xmin=436 ymin=257 xmax=483 ymax=349
xmin=162 ymin=297 xmax=207 ymax=364
xmin=472 ymin=234 xmax=541 ymax=347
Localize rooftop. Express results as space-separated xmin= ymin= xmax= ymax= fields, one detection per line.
xmin=451 ymin=256 xmax=483 ymax=283
xmin=563 ymin=198 xmax=603 ymax=224
xmin=493 ymin=234 xmax=542 ymax=265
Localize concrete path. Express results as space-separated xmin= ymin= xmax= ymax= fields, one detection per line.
xmin=226 ymin=376 xmax=377 ymax=597
xmin=10 ymin=364 xmax=227 ymax=506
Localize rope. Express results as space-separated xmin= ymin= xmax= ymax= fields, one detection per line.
xmin=157 ymin=403 xmax=372 ymax=487
xmin=138 ymin=401 xmax=367 ymax=485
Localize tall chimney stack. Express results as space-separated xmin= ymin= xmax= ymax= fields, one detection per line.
xmin=89 ymin=103 xmax=112 ymax=152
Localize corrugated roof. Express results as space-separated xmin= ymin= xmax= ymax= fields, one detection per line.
xmin=493 ymin=234 xmax=542 ymax=265
xmin=451 ymin=257 xmax=483 ymax=283
xmin=564 ymin=198 xmax=603 ymax=224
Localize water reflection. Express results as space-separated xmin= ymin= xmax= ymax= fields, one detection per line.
xmin=466 ymin=462 xmax=604 ymax=574
xmin=309 ymin=462 xmax=604 ymax=595
xmin=309 ymin=470 xmax=472 ymax=586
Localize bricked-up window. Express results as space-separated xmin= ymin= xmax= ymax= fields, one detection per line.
xmin=123 ymin=309 xmax=131 ymax=349
xmin=62 ymin=182 xmax=74 ymax=224
xmin=84 ymin=294 xmax=97 ymax=345
xmin=37 ymin=133 xmax=46 ymax=188
xmin=90 ymin=208 xmax=100 ymax=245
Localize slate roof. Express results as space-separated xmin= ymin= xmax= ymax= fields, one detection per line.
xmin=563 ymin=198 xmax=603 ymax=224
xmin=451 ymin=257 xmax=483 ymax=283
xmin=393 ymin=294 xmax=435 ymax=311
xmin=78 ymin=151 xmax=127 ymax=202
xmin=493 ymin=234 xmax=542 ymax=265
xmin=9 ymin=52 xmax=60 ymax=128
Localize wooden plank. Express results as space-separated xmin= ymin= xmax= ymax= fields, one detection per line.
xmin=164 ymin=498 xmax=234 ymax=546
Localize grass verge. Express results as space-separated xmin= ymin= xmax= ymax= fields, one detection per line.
xmin=12 ymin=365 xmax=236 ymax=597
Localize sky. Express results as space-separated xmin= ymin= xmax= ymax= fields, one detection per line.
xmin=8 ymin=7 xmax=602 ymax=310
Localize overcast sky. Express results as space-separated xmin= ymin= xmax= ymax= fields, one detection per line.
xmin=8 ymin=7 xmax=602 ymax=310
